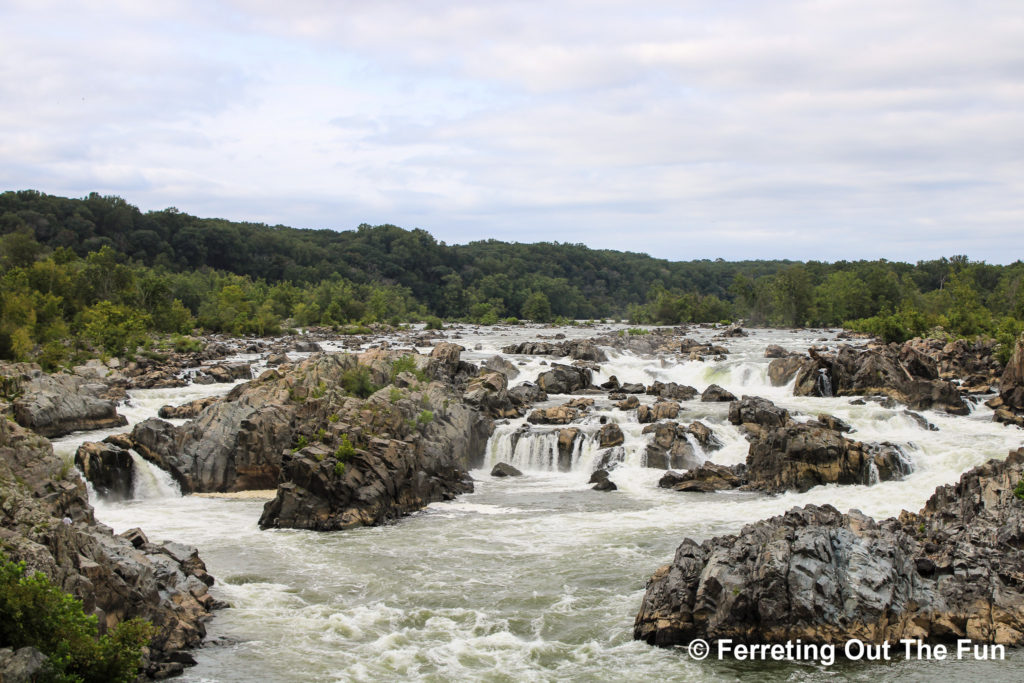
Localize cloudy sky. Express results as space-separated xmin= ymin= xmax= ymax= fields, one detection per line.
xmin=2 ymin=1 xmax=1022 ymax=263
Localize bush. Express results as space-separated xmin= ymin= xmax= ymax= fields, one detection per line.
xmin=341 ymin=366 xmax=378 ymax=398
xmin=417 ymin=410 xmax=434 ymax=427
xmin=423 ymin=316 xmax=443 ymax=330
xmin=171 ymin=334 xmax=204 ymax=353
xmin=335 ymin=434 xmax=355 ymax=461
xmin=389 ymin=355 xmax=427 ymax=383
xmin=0 ymin=552 xmax=154 ymax=682
xmin=333 ymin=461 xmax=346 ymax=477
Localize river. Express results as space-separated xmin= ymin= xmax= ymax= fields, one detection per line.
xmin=50 ymin=325 xmax=1024 ymax=681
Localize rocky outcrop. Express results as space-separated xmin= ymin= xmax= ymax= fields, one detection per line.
xmin=728 ymin=395 xmax=790 ymax=433
xmin=483 ymin=355 xmax=520 ymax=380
xmin=157 ymin=395 xmax=220 ymax=419
xmin=745 ymin=424 xmax=912 ymax=493
xmin=194 ymin=362 xmax=252 ymax=384
xmin=635 ymin=449 xmax=1024 ymax=648
xmin=536 ymin=363 xmax=593 ymax=394
xmin=589 ymin=469 xmax=617 ymax=491
xmin=527 ymin=405 xmax=581 ymax=425
xmin=502 ymin=339 xmax=608 ymax=363
xmin=643 ymin=421 xmax=720 ymax=470
xmin=637 ymin=401 xmax=680 ymax=423
xmin=659 ymin=462 xmax=745 ymax=492
xmin=999 ymin=333 xmax=1024 ymax=413
xmin=647 ymin=381 xmax=698 ymax=401
xmin=598 ymin=423 xmax=624 ymax=448
xmin=769 ymin=343 xmax=969 ymax=414
xmin=74 ymin=441 xmax=134 ymax=501
xmin=0 ymin=418 xmax=216 ymax=678
xmin=258 ymin=437 xmax=474 ymax=531
xmin=2 ymin=364 xmax=127 ymax=438
xmin=464 ymin=371 xmax=519 ymax=418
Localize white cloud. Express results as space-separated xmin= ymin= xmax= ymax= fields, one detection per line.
xmin=1 ymin=0 xmax=1022 ymax=262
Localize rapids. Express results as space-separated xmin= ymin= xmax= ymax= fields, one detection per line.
xmin=50 ymin=326 xmax=1024 ymax=681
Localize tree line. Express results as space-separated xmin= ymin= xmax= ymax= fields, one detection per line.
xmin=1 ymin=190 xmax=1022 ymax=366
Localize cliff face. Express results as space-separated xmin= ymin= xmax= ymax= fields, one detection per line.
xmin=0 ymin=418 xmax=216 ymax=678
xmin=634 ymin=448 xmax=1024 ymax=648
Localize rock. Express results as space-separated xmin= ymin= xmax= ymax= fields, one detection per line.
xmin=815 ymin=413 xmax=853 ymax=433
xmin=258 ymin=437 xmax=474 ymax=531
xmin=700 ymin=384 xmax=736 ymax=403
xmin=0 ymin=418 xmax=216 ymax=672
xmin=589 ymin=469 xmax=618 ymax=491
xmin=728 ymin=395 xmax=790 ymax=431
xmin=647 ymin=381 xmax=698 ymax=401
xmin=744 ymin=423 xmax=912 ymax=493
xmin=767 ymin=354 xmax=808 ymax=386
xmin=658 ymin=462 xmax=745 ymax=492
xmin=157 ymin=395 xmax=220 ymax=419
xmin=637 ymin=401 xmax=680 ymax=423
xmin=536 ymin=363 xmax=592 ymax=394
xmin=616 ymin=395 xmax=640 ymax=410
xmin=557 ymin=428 xmax=581 ymax=471
xmin=266 ymin=352 xmax=290 ymax=366
xmin=764 ymin=344 xmax=790 ymax=358
xmin=490 ymin=462 xmax=523 ymax=477
xmin=527 ymin=405 xmax=581 ymax=425
xmin=598 ymin=423 xmax=624 ymax=448
xmin=508 ymin=382 xmax=547 ymax=406
xmin=999 ymin=333 xmax=1024 ymax=413
xmin=642 ymin=422 xmax=704 ymax=470
xmin=565 ymin=339 xmax=608 ymax=363
xmin=483 ymin=355 xmax=520 ymax=380
xmin=199 ymin=363 xmax=252 ymax=383
xmin=716 ymin=324 xmax=748 ymax=338
xmin=292 ymin=340 xmax=322 ymax=353
xmin=464 ymin=372 xmax=518 ymax=418
xmin=635 ymin=449 xmax=1024 ymax=649
xmin=600 ymin=376 xmax=621 ymax=390
xmin=74 ymin=441 xmax=134 ymax=501
xmin=619 ymin=382 xmax=646 ymax=394
xmin=0 ymin=647 xmax=48 ymax=683
xmin=902 ymin=409 xmax=938 ymax=431
xmin=3 ymin=365 xmax=127 ymax=438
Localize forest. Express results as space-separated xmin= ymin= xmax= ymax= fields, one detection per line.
xmin=1 ymin=189 xmax=1022 ymax=367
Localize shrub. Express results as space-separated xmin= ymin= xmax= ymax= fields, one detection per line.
xmin=292 ymin=435 xmax=308 ymax=452
xmin=341 ymin=366 xmax=378 ymax=398
xmin=389 ymin=355 xmax=426 ymax=382
xmin=417 ymin=410 xmax=434 ymax=427
xmin=0 ymin=552 xmax=154 ymax=683
xmin=1014 ymin=478 xmax=1024 ymax=501
xmin=335 ymin=435 xmax=355 ymax=461
xmin=423 ymin=316 xmax=443 ymax=330
xmin=334 ymin=461 xmax=346 ymax=477
xmin=170 ymin=334 xmax=204 ymax=353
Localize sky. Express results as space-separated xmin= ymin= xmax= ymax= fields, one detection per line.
xmin=1 ymin=0 xmax=1022 ymax=264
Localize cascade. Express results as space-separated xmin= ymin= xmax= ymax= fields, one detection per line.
xmin=129 ymin=450 xmax=181 ymax=499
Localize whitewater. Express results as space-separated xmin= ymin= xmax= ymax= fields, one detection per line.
xmin=50 ymin=325 xmax=1024 ymax=681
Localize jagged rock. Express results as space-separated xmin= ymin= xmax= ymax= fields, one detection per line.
xmin=199 ymin=363 xmax=252 ymax=383
xmin=527 ymin=405 xmax=580 ymax=425
xmin=767 ymin=354 xmax=808 ymax=386
xmin=619 ymin=382 xmax=646 ymax=394
xmin=2 ymin=365 xmax=127 ymax=438
xmin=728 ymin=396 xmax=790 ymax=431
xmin=700 ymin=384 xmax=736 ymax=403
xmin=509 ymin=382 xmax=547 ymax=406
xmin=0 ymin=419 xmax=216 ymax=672
xmin=464 ymin=371 xmax=518 ymax=418
xmin=999 ymin=333 xmax=1024 ymax=413
xmin=490 ymin=462 xmax=523 ymax=477
xmin=616 ymin=395 xmax=640 ymax=410
xmin=589 ymin=469 xmax=617 ymax=491
xmin=292 ymin=340 xmax=322 ymax=353
xmin=157 ymin=395 xmax=220 ymax=419
xmin=680 ymin=339 xmax=729 ymax=357
xmin=266 ymin=352 xmax=290 ymax=366
xmin=744 ymin=423 xmax=912 ymax=493
xmin=501 ymin=339 xmax=608 ymax=363
xmin=536 ymin=363 xmax=592 ymax=394
xmin=565 ymin=339 xmax=608 ymax=363
xmin=902 ymin=409 xmax=938 ymax=431
xmin=642 ymin=421 xmax=704 ymax=470
xmin=598 ymin=423 xmax=624 ymax=448
xmin=483 ymin=355 xmax=520 ymax=380
xmin=764 ymin=344 xmax=790 ymax=358
xmin=557 ymin=428 xmax=581 ymax=471
xmin=685 ymin=421 xmax=723 ymax=451
xmin=600 ymin=376 xmax=621 ymax=390
xmin=716 ymin=324 xmax=748 ymax=338
xmin=258 ymin=437 xmax=473 ymax=530
xmin=815 ymin=413 xmax=854 ymax=433
xmin=658 ymin=462 xmax=745 ymax=492
xmin=0 ymin=647 xmax=48 ymax=683
xmin=637 ymin=401 xmax=681 ymax=424
xmin=74 ymin=441 xmax=134 ymax=501
xmin=647 ymin=381 xmax=698 ymax=401
xmin=635 ymin=449 xmax=1024 ymax=648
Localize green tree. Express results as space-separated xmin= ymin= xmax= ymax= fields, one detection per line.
xmin=521 ymin=291 xmax=552 ymax=322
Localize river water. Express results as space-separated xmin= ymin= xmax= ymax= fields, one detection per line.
xmin=50 ymin=325 xmax=1024 ymax=681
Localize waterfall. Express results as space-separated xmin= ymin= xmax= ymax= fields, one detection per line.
xmin=129 ymin=450 xmax=181 ymax=499
xmin=815 ymin=369 xmax=833 ymax=397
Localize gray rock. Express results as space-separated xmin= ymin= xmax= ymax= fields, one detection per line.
xmin=5 ymin=366 xmax=127 ymax=438
xmin=700 ymin=384 xmax=736 ymax=403
xmin=491 ymin=462 xmax=523 ymax=477
xmin=74 ymin=441 xmax=134 ymax=501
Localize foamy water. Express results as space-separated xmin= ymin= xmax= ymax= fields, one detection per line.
xmin=52 ymin=325 xmax=1024 ymax=681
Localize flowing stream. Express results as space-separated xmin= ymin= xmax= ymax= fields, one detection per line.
xmin=50 ymin=326 xmax=1024 ymax=681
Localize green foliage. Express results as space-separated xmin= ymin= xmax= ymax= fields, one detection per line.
xmin=417 ymin=410 xmax=434 ymax=427
xmin=0 ymin=552 xmax=154 ymax=682
xmin=341 ymin=366 xmax=378 ymax=398
xmin=314 ymin=428 xmax=326 ymax=442
xmin=846 ymin=308 xmax=930 ymax=344
xmin=292 ymin=435 xmax=308 ymax=451
xmin=423 ymin=316 xmax=444 ymax=330
xmin=521 ymin=291 xmax=552 ymax=323
xmin=388 ymin=355 xmax=427 ymax=383
xmin=389 ymin=387 xmax=403 ymax=403
xmin=334 ymin=434 xmax=355 ymax=461
xmin=333 ymin=461 xmax=346 ymax=477
xmin=80 ymin=301 xmax=151 ymax=356
xmin=171 ymin=334 xmax=204 ymax=353
xmin=1015 ymin=478 xmax=1024 ymax=501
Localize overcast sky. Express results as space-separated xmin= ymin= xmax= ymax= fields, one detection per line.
xmin=2 ymin=1 xmax=1022 ymax=263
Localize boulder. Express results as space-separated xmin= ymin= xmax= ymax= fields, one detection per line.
xmin=266 ymin=352 xmax=290 ymax=366
xmin=616 ymin=395 xmax=640 ymax=410
xmin=509 ymin=382 xmax=547 ymax=406
xmin=728 ymin=396 xmax=790 ymax=431
xmin=647 ymin=381 xmax=698 ymax=401
xmin=483 ymin=355 xmax=520 ymax=380
xmin=557 ymin=428 xmax=582 ymax=471
xmin=658 ymin=462 xmax=745 ymax=492
xmin=490 ymin=462 xmax=523 ymax=477
xmin=74 ymin=441 xmax=134 ymax=501
xmin=764 ymin=344 xmax=790 ymax=358
xmin=635 ymin=449 xmax=1024 ymax=649
xmin=464 ymin=371 xmax=518 ymax=418
xmin=536 ymin=363 xmax=592 ymax=394
xmin=4 ymin=365 xmax=127 ymax=438
xmin=157 ymin=395 xmax=220 ymax=420
xmin=199 ymin=363 xmax=251 ymax=383
xmin=527 ymin=405 xmax=581 ymax=425
xmin=598 ymin=423 xmax=624 ymax=448
xmin=999 ymin=333 xmax=1024 ymax=413
xmin=589 ymin=469 xmax=618 ymax=491
xmin=700 ymin=384 xmax=736 ymax=403
xmin=637 ymin=401 xmax=680 ymax=423
xmin=642 ymin=422 xmax=704 ymax=470
xmin=619 ymin=382 xmax=646 ymax=394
